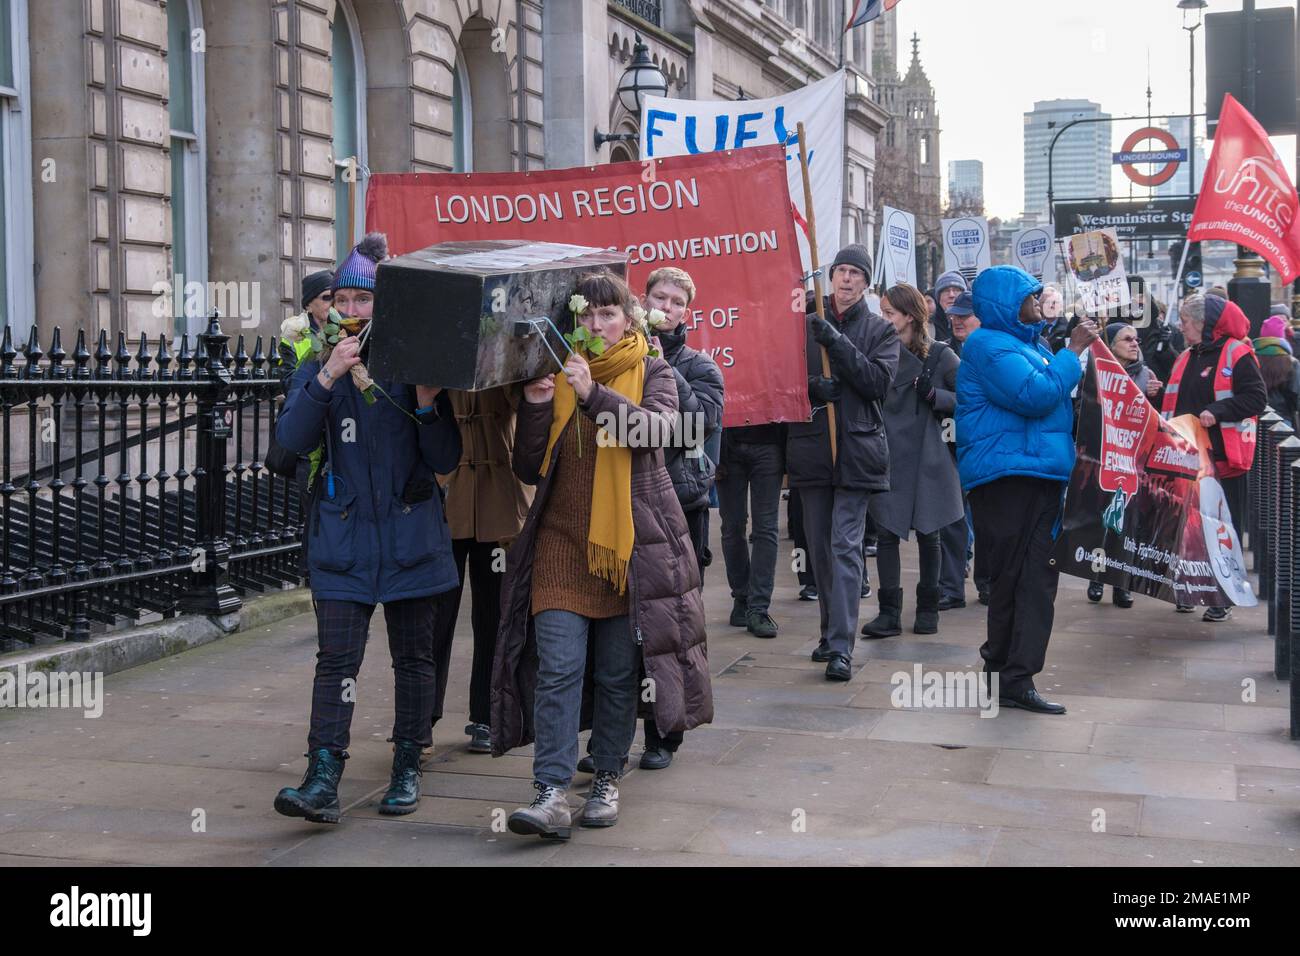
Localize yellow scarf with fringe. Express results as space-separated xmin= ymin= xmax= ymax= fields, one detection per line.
xmin=540 ymin=334 xmax=648 ymax=595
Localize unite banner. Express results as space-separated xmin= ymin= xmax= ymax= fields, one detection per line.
xmin=1052 ymin=341 xmax=1256 ymax=608
xmin=364 ymin=147 xmax=810 ymax=427
xmin=640 ymin=72 xmax=845 ymax=274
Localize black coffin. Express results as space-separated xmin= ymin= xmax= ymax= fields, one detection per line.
xmin=367 ymin=240 xmax=628 ymax=390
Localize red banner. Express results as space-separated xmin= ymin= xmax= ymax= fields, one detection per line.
xmin=364 ymin=147 xmax=810 ymax=427
xmin=1053 ymin=340 xmax=1256 ymax=608
xmin=1189 ymin=93 xmax=1300 ymax=283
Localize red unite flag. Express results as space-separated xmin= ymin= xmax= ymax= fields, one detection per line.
xmin=1188 ymin=94 xmax=1300 ymax=283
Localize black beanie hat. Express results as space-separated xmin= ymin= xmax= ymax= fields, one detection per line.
xmin=301 ymin=270 xmax=334 ymax=309
xmin=830 ymin=244 xmax=873 ymax=284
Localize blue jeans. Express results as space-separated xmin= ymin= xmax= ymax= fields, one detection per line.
xmin=532 ymin=610 xmax=639 ymax=789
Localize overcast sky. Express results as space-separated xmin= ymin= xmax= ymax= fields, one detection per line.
xmin=892 ymin=0 xmax=1298 ymax=220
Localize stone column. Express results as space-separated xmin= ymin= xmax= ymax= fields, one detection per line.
xmin=203 ymin=0 xmax=281 ymax=339
xmin=542 ymin=0 xmax=607 ymax=169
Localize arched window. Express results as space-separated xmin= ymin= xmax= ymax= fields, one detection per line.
xmin=0 ymin=0 xmax=33 ymax=338
xmin=332 ymin=0 xmax=367 ymax=259
xmin=452 ymin=52 xmax=471 ymax=172
xmin=168 ymin=0 xmax=206 ymax=335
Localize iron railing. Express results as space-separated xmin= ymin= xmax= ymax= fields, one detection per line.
xmin=0 ymin=313 xmax=303 ymax=649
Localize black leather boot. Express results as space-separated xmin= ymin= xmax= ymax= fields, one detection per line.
xmin=914 ymin=585 xmax=941 ymax=635
xmin=379 ymin=740 xmax=424 ymax=815
xmin=861 ymin=587 xmax=903 ymax=638
xmin=274 ymin=748 xmax=345 ymax=824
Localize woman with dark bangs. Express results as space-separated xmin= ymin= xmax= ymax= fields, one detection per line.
xmin=862 ymin=283 xmax=964 ymax=638
xmin=492 ymin=270 xmax=712 ymax=841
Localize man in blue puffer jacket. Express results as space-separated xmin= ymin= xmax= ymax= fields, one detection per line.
xmin=956 ymin=266 xmax=1098 ymax=715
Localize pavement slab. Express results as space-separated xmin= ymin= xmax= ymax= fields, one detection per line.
xmin=0 ymin=519 xmax=1295 ymax=866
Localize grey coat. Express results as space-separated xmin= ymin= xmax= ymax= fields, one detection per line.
xmin=868 ymin=342 xmax=965 ymax=538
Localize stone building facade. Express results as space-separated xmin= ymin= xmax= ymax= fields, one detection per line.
xmin=2 ymin=0 xmax=884 ymax=348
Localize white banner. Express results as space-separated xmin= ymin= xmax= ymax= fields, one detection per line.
xmin=879 ymin=206 xmax=917 ymax=288
xmin=1065 ymin=229 xmax=1131 ymax=314
xmin=641 ymin=72 xmax=846 ymax=276
xmin=941 ymin=216 xmax=991 ymax=285
xmin=1011 ymin=226 xmax=1055 ymax=281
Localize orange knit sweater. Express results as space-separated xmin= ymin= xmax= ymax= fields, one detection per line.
xmin=531 ymin=413 xmax=629 ymax=619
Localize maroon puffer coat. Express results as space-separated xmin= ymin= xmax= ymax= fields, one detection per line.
xmin=490 ymin=356 xmax=713 ymax=755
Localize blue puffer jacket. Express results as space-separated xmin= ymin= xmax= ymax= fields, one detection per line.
xmin=277 ymin=359 xmax=462 ymax=604
xmin=955 ymin=266 xmax=1082 ymax=492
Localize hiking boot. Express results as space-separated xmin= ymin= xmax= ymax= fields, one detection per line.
xmin=1112 ymin=589 xmax=1134 ymax=609
xmin=1203 ymin=606 xmax=1232 ymax=623
xmin=1087 ymin=582 xmax=1104 ymax=603
xmin=914 ymin=585 xmax=941 ymax=635
xmin=274 ymin=748 xmax=345 ymax=825
xmin=861 ymin=587 xmax=903 ymax=639
xmin=378 ymin=740 xmax=423 ymax=815
xmin=580 ymin=770 xmax=620 ymax=828
xmin=508 ymin=781 xmax=572 ymax=840
xmin=729 ymin=598 xmax=748 ymax=627
xmin=746 ymin=609 xmax=778 ymax=639
xmin=465 ymin=722 xmax=491 ymax=754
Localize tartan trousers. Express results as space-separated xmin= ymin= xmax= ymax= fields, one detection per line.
xmin=307 ymin=597 xmax=438 ymax=753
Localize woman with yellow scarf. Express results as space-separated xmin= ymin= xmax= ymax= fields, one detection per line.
xmin=493 ymin=271 xmax=713 ymax=841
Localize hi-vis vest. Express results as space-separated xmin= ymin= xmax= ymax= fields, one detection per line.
xmin=1161 ymin=337 xmax=1258 ymax=478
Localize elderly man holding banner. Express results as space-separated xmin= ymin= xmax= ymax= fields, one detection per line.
xmin=788 ymin=244 xmax=900 ymax=682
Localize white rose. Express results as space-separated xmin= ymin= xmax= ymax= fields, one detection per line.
xmin=647 ymin=308 xmax=667 ymax=329
xmin=568 ymin=294 xmax=589 ymax=315
xmin=280 ymin=314 xmax=310 ymax=342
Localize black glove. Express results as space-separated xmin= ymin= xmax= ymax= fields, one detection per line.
xmin=915 ymin=366 xmax=936 ymax=405
xmin=808 ymin=313 xmax=839 ymax=347
xmin=809 ymin=376 xmax=842 ymax=405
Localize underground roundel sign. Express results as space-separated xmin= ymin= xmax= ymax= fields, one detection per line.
xmin=1116 ymin=127 xmax=1183 ymax=188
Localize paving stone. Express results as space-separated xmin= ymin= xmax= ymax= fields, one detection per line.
xmin=1091 ymin=723 xmax=1300 ymax=770
xmin=684 ymin=807 xmax=998 ymax=865
xmin=1222 ymin=703 xmax=1292 ymax=734
xmin=1235 ymin=765 xmax=1300 ymax=805
xmin=717 ymin=732 xmax=999 ymax=783
xmin=869 ymin=709 xmax=1096 ymax=753
xmin=1045 ymin=694 xmax=1224 ymax=731
xmin=706 ymin=698 xmax=883 ymax=737
xmin=539 ymin=844 xmax=792 ymax=866
xmin=266 ymin=817 xmax=563 ymax=866
xmin=1138 ymin=795 xmax=1300 ymax=848
xmin=986 ymin=824 xmax=1299 ymax=866
xmin=872 ymin=779 xmax=1142 ymax=835
xmin=987 ymin=750 xmax=1236 ymax=801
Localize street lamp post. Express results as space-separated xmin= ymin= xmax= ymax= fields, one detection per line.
xmin=1177 ymin=0 xmax=1207 ymax=301
xmin=1178 ymin=0 xmax=1207 ymax=196
xmin=593 ymin=34 xmax=669 ymax=153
